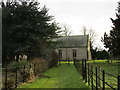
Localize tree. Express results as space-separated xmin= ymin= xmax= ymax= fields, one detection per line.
xmin=91 ymin=47 xmax=109 ymax=59
xmin=80 ymin=26 xmax=97 ymax=59
xmin=102 ymin=2 xmax=120 ymax=58
xmin=1 ymin=1 xmax=60 ymax=65
xmin=80 ymin=26 xmax=97 ymax=44
xmin=59 ymin=24 xmax=72 ymax=36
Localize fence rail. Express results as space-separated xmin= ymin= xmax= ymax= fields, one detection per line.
xmin=1 ymin=63 xmax=41 ymax=89
xmin=74 ymin=59 xmax=120 ymax=90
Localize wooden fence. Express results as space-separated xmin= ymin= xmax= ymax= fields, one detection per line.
xmin=74 ymin=59 xmax=120 ymax=90
xmin=2 ymin=63 xmax=40 ymax=89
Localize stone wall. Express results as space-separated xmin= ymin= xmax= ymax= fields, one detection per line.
xmin=55 ymin=47 xmax=87 ymax=60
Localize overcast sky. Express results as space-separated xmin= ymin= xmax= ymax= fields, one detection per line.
xmin=39 ymin=0 xmax=119 ymax=49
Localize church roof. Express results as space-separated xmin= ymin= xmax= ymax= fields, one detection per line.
xmin=53 ymin=35 xmax=89 ymax=48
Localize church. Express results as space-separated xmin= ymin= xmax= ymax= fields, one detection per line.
xmin=53 ymin=35 xmax=91 ymax=60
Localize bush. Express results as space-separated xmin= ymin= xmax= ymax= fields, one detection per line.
xmin=31 ymin=57 xmax=48 ymax=76
xmin=49 ymin=51 xmax=59 ymax=68
xmin=8 ymin=60 xmax=28 ymax=68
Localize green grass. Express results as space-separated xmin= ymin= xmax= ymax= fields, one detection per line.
xmin=87 ymin=60 xmax=119 ymax=76
xmin=87 ymin=60 xmax=119 ymax=88
xmin=19 ymin=64 xmax=90 ymax=88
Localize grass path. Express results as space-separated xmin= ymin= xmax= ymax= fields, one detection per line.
xmin=19 ymin=64 xmax=90 ymax=88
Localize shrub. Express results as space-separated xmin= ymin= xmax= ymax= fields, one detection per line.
xmin=8 ymin=60 xmax=28 ymax=68
xmin=49 ymin=51 xmax=59 ymax=68
xmin=31 ymin=57 xmax=48 ymax=76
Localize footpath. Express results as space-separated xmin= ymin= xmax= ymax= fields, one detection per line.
xmin=19 ymin=63 xmax=90 ymax=88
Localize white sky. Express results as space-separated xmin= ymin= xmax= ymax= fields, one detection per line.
xmin=39 ymin=0 xmax=119 ymax=50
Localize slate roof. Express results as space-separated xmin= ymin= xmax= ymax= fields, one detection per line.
xmin=53 ymin=35 xmax=88 ymax=48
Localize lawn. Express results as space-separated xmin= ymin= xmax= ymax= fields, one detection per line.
xmin=19 ymin=63 xmax=90 ymax=88
xmin=87 ymin=60 xmax=119 ymax=88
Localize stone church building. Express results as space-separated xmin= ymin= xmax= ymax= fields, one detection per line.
xmin=54 ymin=35 xmax=91 ymax=60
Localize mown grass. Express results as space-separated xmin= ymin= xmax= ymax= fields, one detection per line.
xmin=87 ymin=60 xmax=119 ymax=88
xmin=19 ymin=63 xmax=90 ymax=88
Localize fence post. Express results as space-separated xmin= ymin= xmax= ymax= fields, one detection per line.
xmin=15 ymin=67 xmax=17 ymax=88
xmin=102 ymin=70 xmax=105 ymax=90
xmin=85 ymin=59 xmax=87 ymax=83
xmin=96 ymin=67 xmax=98 ymax=90
xmin=34 ymin=64 xmax=36 ymax=76
xmin=22 ymin=65 xmax=25 ymax=83
xmin=29 ymin=64 xmax=31 ymax=74
xmin=98 ymin=66 xmax=101 ymax=87
xmin=82 ymin=59 xmax=84 ymax=80
xmin=88 ymin=63 xmax=90 ymax=85
xmin=5 ymin=66 xmax=7 ymax=89
xmin=118 ymin=75 xmax=120 ymax=90
xmin=91 ymin=65 xmax=93 ymax=90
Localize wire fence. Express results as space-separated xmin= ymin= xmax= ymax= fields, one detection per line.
xmin=74 ymin=59 xmax=120 ymax=90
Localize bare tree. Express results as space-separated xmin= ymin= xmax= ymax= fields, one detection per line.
xmin=81 ymin=26 xmax=87 ymax=35
xmin=60 ymin=24 xmax=72 ymax=36
xmin=80 ymin=26 xmax=97 ymax=44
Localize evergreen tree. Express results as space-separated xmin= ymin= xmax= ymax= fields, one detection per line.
xmin=102 ymin=1 xmax=120 ymax=58
xmin=1 ymin=1 xmax=60 ymax=65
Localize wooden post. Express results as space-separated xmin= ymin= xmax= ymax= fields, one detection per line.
xmin=15 ymin=67 xmax=17 ymax=88
xmin=96 ymin=67 xmax=98 ymax=90
xmin=29 ymin=64 xmax=31 ymax=74
xmin=102 ymin=70 xmax=105 ymax=90
xmin=22 ymin=65 xmax=25 ymax=83
xmin=91 ymin=65 xmax=93 ymax=90
xmin=33 ymin=64 xmax=36 ymax=76
xmin=118 ymin=75 xmax=120 ymax=90
xmin=82 ymin=59 xmax=84 ymax=80
xmin=5 ymin=67 xmax=7 ymax=89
